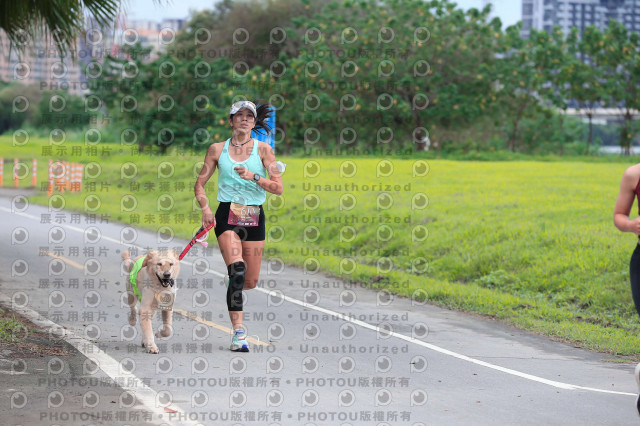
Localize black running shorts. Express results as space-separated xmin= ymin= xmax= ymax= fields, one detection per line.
xmin=214 ymin=201 xmax=265 ymax=242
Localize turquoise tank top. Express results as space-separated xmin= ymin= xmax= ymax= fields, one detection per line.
xmin=217 ymin=138 xmax=266 ymax=205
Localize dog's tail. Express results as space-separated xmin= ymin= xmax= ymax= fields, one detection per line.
xmin=121 ymin=251 xmax=134 ymax=273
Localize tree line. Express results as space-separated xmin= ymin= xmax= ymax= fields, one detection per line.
xmin=4 ymin=0 xmax=640 ymax=154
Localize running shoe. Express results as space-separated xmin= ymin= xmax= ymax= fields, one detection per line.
xmin=230 ymin=329 xmax=249 ymax=352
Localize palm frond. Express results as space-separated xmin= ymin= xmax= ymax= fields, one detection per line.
xmin=0 ymin=0 xmax=165 ymax=56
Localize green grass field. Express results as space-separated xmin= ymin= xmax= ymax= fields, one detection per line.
xmin=3 ymin=136 xmax=640 ymax=357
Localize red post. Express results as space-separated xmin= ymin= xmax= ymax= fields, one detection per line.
xmin=13 ymin=158 xmax=18 ymax=188
xmin=47 ymin=159 xmax=53 ymax=196
xmin=32 ymin=158 xmax=37 ymax=187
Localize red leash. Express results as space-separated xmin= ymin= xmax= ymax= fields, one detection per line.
xmin=179 ymin=223 xmax=215 ymax=260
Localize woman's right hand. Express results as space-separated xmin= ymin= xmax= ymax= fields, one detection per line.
xmin=202 ymin=206 xmax=215 ymax=228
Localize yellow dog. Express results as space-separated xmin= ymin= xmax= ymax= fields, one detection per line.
xmin=121 ymin=250 xmax=180 ymax=354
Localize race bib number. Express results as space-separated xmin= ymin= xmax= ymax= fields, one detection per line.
xmin=155 ymin=292 xmax=175 ymax=311
xmin=228 ymin=202 xmax=260 ymax=227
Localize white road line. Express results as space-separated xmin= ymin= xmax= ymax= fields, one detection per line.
xmin=252 ymin=287 xmax=636 ymax=396
xmin=1 ymin=206 xmax=206 ymax=270
xmin=0 ymin=293 xmax=200 ymax=426
xmin=2 ymin=205 xmax=636 ymax=397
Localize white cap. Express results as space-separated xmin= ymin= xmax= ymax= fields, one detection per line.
xmin=229 ymin=101 xmax=257 ymax=117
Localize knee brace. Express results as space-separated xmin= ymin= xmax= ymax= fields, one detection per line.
xmin=227 ymin=261 xmax=246 ymax=311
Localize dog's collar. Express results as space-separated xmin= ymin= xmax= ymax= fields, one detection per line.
xmin=156 ymin=273 xmax=175 ymax=288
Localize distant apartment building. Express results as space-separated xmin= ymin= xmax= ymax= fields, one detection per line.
xmin=521 ymin=0 xmax=640 ymax=38
xmin=0 ymin=34 xmax=85 ymax=93
xmin=123 ymin=18 xmax=186 ymax=62
xmin=0 ymin=17 xmax=186 ymax=93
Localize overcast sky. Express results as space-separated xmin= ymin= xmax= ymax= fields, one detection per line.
xmin=124 ymin=0 xmax=522 ymax=28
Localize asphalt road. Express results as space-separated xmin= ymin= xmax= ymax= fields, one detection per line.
xmin=0 ymin=191 xmax=638 ymax=425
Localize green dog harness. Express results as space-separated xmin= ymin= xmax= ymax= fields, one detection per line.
xmin=129 ymin=257 xmax=144 ymax=300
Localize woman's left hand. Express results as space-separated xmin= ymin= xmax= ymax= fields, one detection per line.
xmin=234 ymin=166 xmax=254 ymax=180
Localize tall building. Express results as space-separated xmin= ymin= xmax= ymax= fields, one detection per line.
xmin=0 ymin=32 xmax=90 ymax=94
xmin=521 ymin=0 xmax=640 ymax=38
xmin=0 ymin=17 xmax=186 ymax=94
xmin=123 ymin=18 xmax=186 ymax=62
